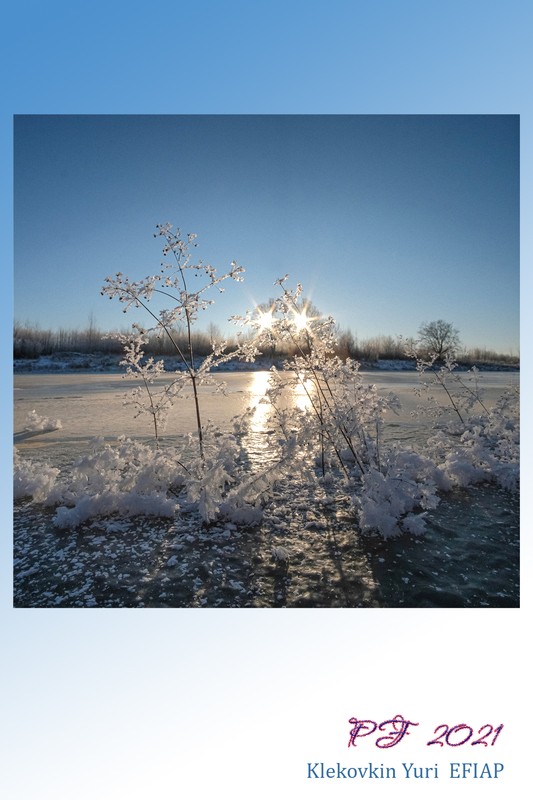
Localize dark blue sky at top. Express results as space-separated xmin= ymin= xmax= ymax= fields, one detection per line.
xmin=14 ymin=114 xmax=519 ymax=352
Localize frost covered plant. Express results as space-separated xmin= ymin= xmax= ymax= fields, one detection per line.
xmin=102 ymin=225 xmax=254 ymax=456
xmin=98 ymin=224 xmax=278 ymax=526
xmin=405 ymin=344 xmax=519 ymax=494
xmin=116 ymin=328 xmax=182 ymax=441
xmin=406 ymin=346 xmax=490 ymax=426
xmin=102 ymin=225 xmax=332 ymax=530
xmin=234 ymin=278 xmax=388 ymax=475
xmin=14 ymin=224 xmax=295 ymax=531
xmin=234 ymin=277 xmax=520 ymax=538
xmin=234 ymin=278 xmax=441 ymax=537
xmin=13 ymin=426 xmax=286 ymax=528
xmin=13 ymin=439 xmax=154 ymax=528
xmin=424 ymin=386 xmax=519 ymax=493
xmin=14 ymin=449 xmax=60 ymax=502
xmin=24 ymin=409 xmax=62 ymax=432
xmin=28 ymin=436 xmax=183 ymax=529
xmin=356 ymin=450 xmax=446 ymax=538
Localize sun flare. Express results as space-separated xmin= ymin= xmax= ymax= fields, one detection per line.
xmin=256 ymin=307 xmax=275 ymax=331
xmin=292 ymin=309 xmax=309 ymax=331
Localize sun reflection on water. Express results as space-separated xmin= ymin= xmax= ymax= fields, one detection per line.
xmin=293 ymin=373 xmax=314 ymax=413
xmin=248 ymin=371 xmax=273 ymax=434
xmin=246 ymin=371 xmax=314 ymax=440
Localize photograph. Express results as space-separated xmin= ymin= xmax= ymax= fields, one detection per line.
xmin=13 ymin=114 xmax=519 ymax=609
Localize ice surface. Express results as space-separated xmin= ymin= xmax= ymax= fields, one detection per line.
xmin=13 ymin=368 xmax=519 ymax=608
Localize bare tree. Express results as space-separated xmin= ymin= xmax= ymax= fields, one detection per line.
xmin=417 ymin=319 xmax=460 ymax=360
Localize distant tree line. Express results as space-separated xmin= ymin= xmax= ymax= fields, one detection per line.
xmin=13 ymin=320 xmax=519 ymax=367
xmin=13 ymin=321 xmax=221 ymax=359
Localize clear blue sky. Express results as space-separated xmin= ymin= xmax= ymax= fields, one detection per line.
xmin=14 ymin=114 xmax=519 ymax=354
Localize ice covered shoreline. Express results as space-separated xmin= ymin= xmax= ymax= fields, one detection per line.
xmin=13 ymin=352 xmax=520 ymax=375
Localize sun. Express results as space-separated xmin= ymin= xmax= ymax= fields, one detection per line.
xmin=255 ymin=307 xmax=275 ymax=331
xmin=292 ymin=309 xmax=309 ymax=331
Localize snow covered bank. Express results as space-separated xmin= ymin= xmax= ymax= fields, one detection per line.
xmin=14 ymin=352 xmax=519 ymax=374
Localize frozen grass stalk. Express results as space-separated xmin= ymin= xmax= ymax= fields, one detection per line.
xmin=102 ymin=224 xmax=247 ymax=459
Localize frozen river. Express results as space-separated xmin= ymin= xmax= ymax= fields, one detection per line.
xmin=13 ymin=370 xmax=519 ymax=609
xmin=14 ymin=369 xmax=519 ymax=450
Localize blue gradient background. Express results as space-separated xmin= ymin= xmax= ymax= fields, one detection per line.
xmin=2 ymin=2 xmax=530 ymax=798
